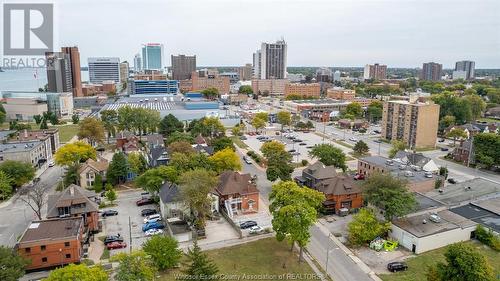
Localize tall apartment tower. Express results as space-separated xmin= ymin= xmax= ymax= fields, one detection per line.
xmin=119 ymin=61 xmax=129 ymax=83
xmin=88 ymin=57 xmax=121 ymax=84
xmin=253 ymin=40 xmax=287 ymax=79
xmin=57 ymin=47 xmax=82 ymax=97
xmin=133 ymin=54 xmax=142 ymax=72
xmin=363 ymin=63 xmax=387 ymax=80
xmin=252 ymin=50 xmax=261 ymax=79
xmin=171 ymin=55 xmax=196 ymax=80
xmin=455 ymin=60 xmax=475 ymax=80
xmin=142 ymin=43 xmax=164 ymax=71
xmin=45 ymin=52 xmax=73 ymax=93
xmin=421 ymin=62 xmax=442 ymax=81
xmin=238 ymin=63 xmax=253 ymax=81
xmin=381 ymin=99 xmax=440 ymax=149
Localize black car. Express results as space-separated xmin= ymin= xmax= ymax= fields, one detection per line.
xmin=299 ymin=142 xmax=307 ymax=146
xmin=102 ymin=210 xmax=118 ymax=217
xmin=104 ymin=235 xmax=124 ymax=245
xmin=387 ymin=262 xmax=408 ymax=272
xmin=440 ymin=147 xmax=449 ymax=151
xmin=141 ymin=208 xmax=157 ymax=216
xmin=293 ymin=139 xmax=303 ymax=142
xmin=374 ymin=139 xmax=382 ymax=143
xmin=447 ymin=178 xmax=457 ymax=184
xmin=239 ymin=221 xmax=257 ymax=229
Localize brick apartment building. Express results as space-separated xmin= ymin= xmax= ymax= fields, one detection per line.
xmin=215 ymin=171 xmax=260 ymax=215
xmin=17 ymin=217 xmax=84 ymax=270
xmin=191 ymin=71 xmax=230 ymax=94
xmin=326 ymin=87 xmax=355 ymax=100
xmin=251 ymin=79 xmax=287 ymax=95
xmin=284 ymin=83 xmax=321 ymax=98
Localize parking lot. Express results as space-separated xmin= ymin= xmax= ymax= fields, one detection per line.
xmin=233 ymin=198 xmax=273 ymax=237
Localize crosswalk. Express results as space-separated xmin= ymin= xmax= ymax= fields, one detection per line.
xmin=103 ymin=101 xmax=175 ymax=111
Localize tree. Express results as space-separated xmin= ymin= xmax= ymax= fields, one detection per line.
xmin=238 ymin=85 xmax=253 ymax=95
xmin=202 ymin=117 xmax=225 ymax=137
xmin=18 ymin=183 xmax=50 ymax=220
xmin=0 ymin=246 xmax=28 ymax=281
xmin=446 ymin=128 xmax=468 ymax=146
xmin=78 ymin=117 xmax=105 ymax=145
xmin=347 ymin=208 xmax=390 ymax=246
xmin=168 ymin=141 xmax=195 ymax=155
xmin=473 ymin=133 xmax=500 ymax=168
xmin=159 ymin=114 xmax=184 ymax=138
xmin=254 ymin=112 xmax=269 ymax=122
xmin=344 ymin=102 xmax=363 ymax=118
xmin=182 ymin=240 xmax=218 ymax=281
xmin=33 ymin=114 xmax=42 ymax=125
xmin=309 ymin=144 xmax=347 ymax=172
xmin=72 ymin=114 xmax=80 ymax=124
xmin=269 ymin=181 xmax=325 ymax=261
xmin=463 ymin=94 xmax=486 ymax=120
xmin=94 ymin=173 xmax=103 ymax=192
xmin=439 ymin=115 xmax=456 ymax=132
xmin=251 ymin=116 xmax=266 ymax=132
xmin=261 ymin=141 xmax=286 ymax=158
xmin=105 ymin=188 xmax=117 ymax=204
xmin=111 ymin=251 xmax=157 ymax=281
xmin=261 ymin=141 xmax=294 ymax=181
xmin=208 ymin=147 xmax=242 ymax=173
xmin=107 ymin=152 xmax=128 ymax=185
xmin=362 ymin=173 xmax=417 ymax=220
xmin=100 ymin=109 xmax=118 ymax=143
xmin=44 ymin=264 xmax=108 ymax=281
xmin=54 ymin=141 xmax=97 ymax=166
xmin=135 ymin=165 xmax=179 ymax=194
xmin=117 ymin=106 xmax=136 ymax=131
xmin=63 ymin=164 xmax=80 ymax=187
xmin=353 ymin=140 xmax=369 ymax=155
xmin=166 ymin=131 xmax=193 ymax=145
xmin=142 ymin=235 xmax=182 ymax=270
xmin=127 ymin=152 xmax=147 ymax=175
xmin=210 ymin=136 xmax=235 ymax=152
xmin=388 ymin=140 xmax=407 ymax=158
xmin=367 ymin=101 xmax=383 ymax=122
xmin=427 ymin=243 xmax=495 ymax=281
xmin=0 ymin=171 xmax=12 ymax=201
xmin=276 ymin=111 xmax=292 ymax=131
xmin=0 ymin=160 xmax=35 ymax=188
xmin=179 ymin=169 xmax=218 ymax=228
xmin=431 ymin=91 xmax=472 ymax=124
xmin=231 ymin=125 xmax=242 ymax=136
xmin=201 ymin=87 xmax=219 ymax=100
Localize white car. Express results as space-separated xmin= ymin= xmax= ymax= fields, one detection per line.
xmin=48 ymin=161 xmax=55 ymax=167
xmin=249 ymin=226 xmax=264 ymax=234
xmin=143 ymin=214 xmax=162 ymax=224
xmin=145 ymin=228 xmax=164 ymax=236
xmin=349 ymin=137 xmax=358 ymax=142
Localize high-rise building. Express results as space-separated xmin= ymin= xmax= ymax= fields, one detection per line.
xmin=253 ymin=40 xmax=287 ymax=79
xmin=133 ymin=54 xmax=142 ymax=72
xmin=119 ymin=61 xmax=129 ymax=83
xmin=363 ymin=63 xmax=387 ymax=80
xmin=316 ymin=67 xmax=333 ymax=83
xmin=381 ymin=99 xmax=440 ymax=149
xmin=333 ymin=70 xmax=341 ymax=82
xmin=45 ymin=52 xmax=73 ymax=93
xmin=171 ymin=55 xmax=196 ymax=80
xmin=238 ymin=64 xmax=253 ymax=81
xmin=142 ymin=43 xmax=164 ymax=71
xmin=88 ymin=57 xmax=120 ymax=84
xmin=252 ymin=50 xmax=261 ymax=79
xmin=455 ymin=60 xmax=475 ymax=80
xmin=421 ymin=62 xmax=442 ymax=81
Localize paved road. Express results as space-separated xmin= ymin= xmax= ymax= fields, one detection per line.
xmin=0 ymin=166 xmax=64 ymax=247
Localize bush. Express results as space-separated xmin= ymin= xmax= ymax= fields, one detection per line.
xmin=301 ymin=159 xmax=309 ymax=166
xmin=476 ymin=225 xmax=500 ymax=251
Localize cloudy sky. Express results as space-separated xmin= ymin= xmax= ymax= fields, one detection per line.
xmin=50 ymin=0 xmax=500 ymax=68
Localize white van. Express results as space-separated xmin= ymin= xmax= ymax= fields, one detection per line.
xmin=143 ymin=214 xmax=161 ymax=224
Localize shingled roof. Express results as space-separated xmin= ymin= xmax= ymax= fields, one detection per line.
xmin=46 ymin=184 xmax=99 ymax=218
xmin=314 ymin=174 xmax=362 ymax=196
xmin=303 ymin=161 xmax=337 ymax=180
xmin=18 ymin=217 xmax=83 ymax=243
xmin=215 ymin=171 xmax=259 ymax=196
xmin=78 ymin=158 xmax=109 ymax=174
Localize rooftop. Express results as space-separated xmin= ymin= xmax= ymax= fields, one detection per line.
xmin=425 ymin=178 xmax=500 ymax=206
xmin=414 ymin=192 xmax=444 ymax=211
xmin=0 ymin=141 xmax=43 ymax=153
xmin=18 ymin=217 xmax=83 ymax=243
xmin=360 ymin=156 xmax=435 ymax=183
xmin=450 ymin=199 xmax=500 ymax=233
xmin=216 ymin=171 xmax=259 ymax=196
xmin=46 ymin=184 xmax=99 ymax=218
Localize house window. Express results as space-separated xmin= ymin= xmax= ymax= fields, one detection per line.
xmin=42 ymin=257 xmax=47 ymax=263
xmin=41 ymin=245 xmax=46 ymax=251
xmin=65 ymin=254 xmax=71 ymax=259
xmin=25 ymin=247 xmax=31 ymax=253
xmin=64 ymin=242 xmax=70 ymax=247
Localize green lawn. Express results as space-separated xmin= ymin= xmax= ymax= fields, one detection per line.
xmin=51 ymin=124 xmax=79 ymax=143
xmin=160 ymin=238 xmax=315 ymax=280
xmin=231 ymin=136 xmax=249 ymax=149
xmin=332 ymin=139 xmax=354 ymax=149
xmin=379 ymin=241 xmax=500 ymax=281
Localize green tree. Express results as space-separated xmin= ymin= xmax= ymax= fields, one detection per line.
xmin=182 ymin=240 xmax=218 ymax=281
xmin=44 ymin=264 xmax=108 ymax=281
xmin=0 ymin=246 xmax=28 ymax=281
xmin=127 ymin=152 xmax=147 ymax=175
xmin=77 ymin=117 xmax=105 ymax=145
xmin=439 ymin=115 xmax=456 ymax=132
xmin=168 ymin=141 xmax=195 ymax=155
xmin=362 ymin=173 xmax=417 ymax=220
xmin=208 ymin=147 xmax=242 ymax=173
xmin=446 ymin=128 xmax=468 ymax=146
xmin=105 ymin=188 xmax=117 ymax=204
xmin=72 ymin=114 xmax=80 ymax=124
xmin=309 ymin=144 xmax=347 ymax=172
xmin=251 ymin=116 xmax=266 ymax=132
xmin=100 ymin=109 xmax=118 ymax=143
xmin=159 ymin=114 xmax=184 ymax=138
xmin=0 ymin=171 xmax=13 ymax=201
xmin=33 ymin=114 xmax=42 ymax=125
xmin=111 ymin=251 xmax=157 ymax=281
xmin=166 ymin=131 xmax=193 ymax=145
xmin=201 ymin=87 xmax=219 ymax=100
xmin=269 ymin=181 xmax=325 ymax=261
xmin=463 ymin=94 xmax=486 ymax=120
xmin=54 ymin=141 xmax=97 ymax=166
xmin=107 ymin=152 xmax=128 ymax=184
xmin=210 ymin=136 xmax=235 ymax=152
xmin=117 ymin=106 xmax=135 ymax=131
xmin=179 ymin=169 xmax=218 ymax=228
xmin=367 ymin=101 xmax=383 ymax=122
xmin=202 ymin=117 xmax=225 ymax=137
xmin=261 ymin=141 xmax=294 ymax=181
xmin=353 ymin=140 xmax=369 ymax=155
xmin=93 ymin=173 xmax=103 ymax=193
xmin=427 ymin=243 xmax=495 ymax=281
xmin=473 ymin=133 xmax=500 ymax=168
xmin=135 ymin=165 xmax=179 ymax=194
xmin=276 ymin=111 xmax=292 ymax=131
xmin=431 ymin=91 xmax=472 ymax=124
xmin=238 ymin=85 xmax=253 ymax=95
xmin=0 ymin=160 xmax=35 ymax=188
xmin=343 ymin=102 xmax=363 ymax=118
xmin=254 ymin=112 xmax=269 ymax=122
xmin=388 ymin=140 xmax=407 ymax=158
xmin=347 ymin=208 xmax=390 ymax=246
xmin=63 ymin=164 xmax=80 ymax=187
xmin=142 ymin=235 xmax=182 ymax=270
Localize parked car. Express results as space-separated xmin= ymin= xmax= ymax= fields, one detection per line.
xmin=239 ymin=221 xmax=257 ymax=229
xmin=353 ymin=174 xmax=365 ymax=180
xmin=374 ymin=139 xmax=382 ymax=143
xmin=243 ymin=156 xmax=252 ymax=164
xmin=424 ymin=171 xmax=433 ymax=178
xmin=143 ymin=214 xmax=162 ymax=224
xmin=140 ymin=208 xmax=157 ymax=217
xmin=290 ymin=151 xmax=300 ymax=156
xmin=142 ymin=222 xmax=165 ymax=232
xmin=145 ymin=228 xmax=164 ymax=237
xmin=239 ymin=136 xmax=247 ymax=140
xmin=373 ymin=130 xmax=381 ymax=134
xmin=299 ymin=142 xmax=307 ymax=146
xmin=387 ymin=262 xmax=408 ymax=272
xmin=106 ymin=241 xmax=127 ymax=250
xmin=447 ymin=178 xmax=457 ymax=184
xmin=440 ymin=147 xmax=449 ymax=151
xmin=438 ymin=139 xmax=445 ymax=142
xmin=288 ymin=149 xmax=296 ymax=153
xmin=48 ymin=161 xmax=55 ymax=167
xmin=349 ymin=137 xmax=358 ymax=142
xmin=292 ymin=139 xmax=303 ymax=142
xmin=101 ymin=210 xmax=118 ymax=217
xmin=140 ymin=192 xmax=150 ymax=199
xmin=104 ymin=235 xmax=123 ymax=245
xmin=136 ymin=197 xmax=154 ymax=206
xmin=249 ymin=226 xmax=264 ymax=234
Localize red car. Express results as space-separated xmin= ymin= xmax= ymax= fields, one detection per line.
xmin=136 ymin=197 xmax=154 ymax=206
xmin=106 ymin=241 xmax=127 ymax=250
xmin=354 ymin=174 xmax=365 ymax=180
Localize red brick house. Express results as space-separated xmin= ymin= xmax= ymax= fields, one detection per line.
xmin=17 ymin=217 xmax=84 ymax=270
xmin=46 ymin=184 xmax=100 ymax=234
xmin=215 ymin=171 xmax=259 ymax=217
xmin=116 ymin=131 xmax=140 ymax=153
xmin=313 ymin=175 xmax=363 ymax=214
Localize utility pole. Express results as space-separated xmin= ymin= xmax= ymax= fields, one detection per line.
xmin=129 ymin=216 xmax=132 ymax=253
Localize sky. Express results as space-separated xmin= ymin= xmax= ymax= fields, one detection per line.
xmin=41 ymin=0 xmax=500 ymax=68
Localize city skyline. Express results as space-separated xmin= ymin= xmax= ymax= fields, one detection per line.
xmin=46 ymin=0 xmax=500 ymax=68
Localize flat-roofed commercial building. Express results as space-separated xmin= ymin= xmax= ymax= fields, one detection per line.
xmin=326 ymin=87 xmax=355 ymax=100
xmin=381 ymin=99 xmax=440 ymax=149
xmin=171 ymin=55 xmax=196 ymax=80
xmin=1 ymin=91 xmax=74 ymax=120
xmin=130 ymin=80 xmax=179 ymax=95
xmin=88 ymin=57 xmax=120 ymax=84
xmin=284 ymin=83 xmax=321 ymax=98
xmin=251 ymin=79 xmax=287 ymax=95
xmin=191 ymin=71 xmax=230 ymax=94
xmin=0 ymin=141 xmax=48 ymax=167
